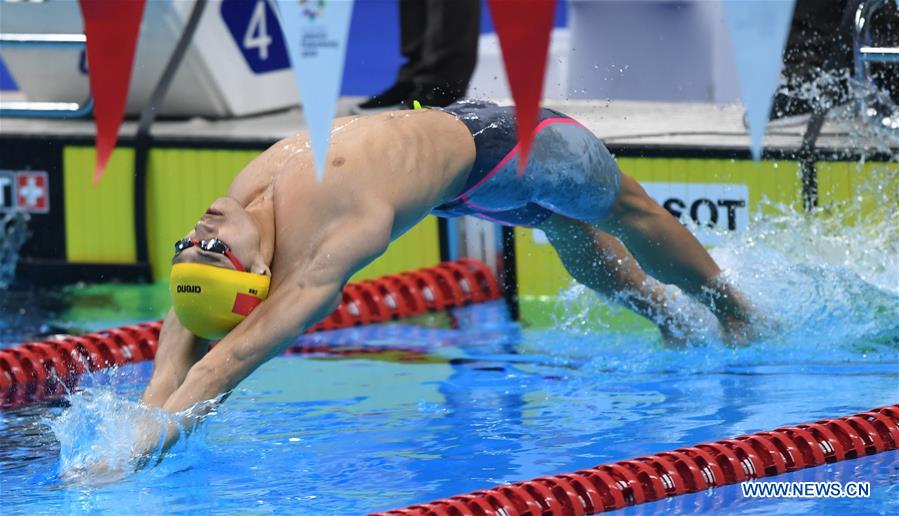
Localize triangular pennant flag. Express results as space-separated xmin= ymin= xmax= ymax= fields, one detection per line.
xmin=278 ymin=0 xmax=355 ymax=182
xmin=78 ymin=0 xmax=147 ymax=184
xmin=723 ymin=0 xmax=796 ymax=161
xmin=487 ymin=0 xmax=555 ymax=172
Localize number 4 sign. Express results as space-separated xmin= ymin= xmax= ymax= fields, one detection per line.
xmin=245 ymin=0 xmax=273 ymax=60
xmin=221 ymin=0 xmax=290 ymax=74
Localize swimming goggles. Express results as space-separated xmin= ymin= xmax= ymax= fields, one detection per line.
xmin=174 ymin=238 xmax=245 ymax=272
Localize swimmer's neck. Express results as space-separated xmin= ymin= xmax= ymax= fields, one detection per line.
xmin=242 ymin=192 xmax=276 ymax=270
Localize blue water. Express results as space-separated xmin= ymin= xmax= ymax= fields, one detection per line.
xmin=0 ymin=296 xmax=896 ymax=514
xmin=1 ymin=172 xmax=898 ymax=514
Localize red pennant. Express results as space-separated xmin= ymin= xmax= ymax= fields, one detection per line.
xmin=78 ymin=0 xmax=146 ymax=184
xmin=487 ymin=0 xmax=555 ymax=172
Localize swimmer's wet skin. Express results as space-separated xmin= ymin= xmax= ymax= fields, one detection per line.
xmin=118 ymin=102 xmax=757 ymax=472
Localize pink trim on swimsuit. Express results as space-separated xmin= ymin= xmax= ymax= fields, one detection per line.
xmin=469 ymin=211 xmax=515 ymax=226
xmin=451 ymin=117 xmax=585 ymax=206
xmin=460 ymin=200 xmax=508 ymax=212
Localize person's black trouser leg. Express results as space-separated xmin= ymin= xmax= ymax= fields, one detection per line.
xmin=396 ymin=0 xmax=427 ymax=86
xmin=398 ymin=0 xmax=480 ymax=96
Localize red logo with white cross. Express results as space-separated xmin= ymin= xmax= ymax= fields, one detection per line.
xmin=16 ymin=172 xmax=49 ymax=213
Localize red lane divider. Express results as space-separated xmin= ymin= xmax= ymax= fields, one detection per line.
xmin=374 ymin=404 xmax=899 ymax=516
xmin=0 ymin=259 xmax=501 ymax=409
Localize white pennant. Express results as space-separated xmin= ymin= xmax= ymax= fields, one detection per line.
xmin=723 ymin=0 xmax=796 ymax=161
xmin=278 ymin=0 xmax=355 ymax=181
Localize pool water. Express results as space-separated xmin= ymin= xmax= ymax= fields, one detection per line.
xmin=1 ymin=179 xmax=898 ymax=514
xmin=0 ymin=303 xmax=897 ymax=514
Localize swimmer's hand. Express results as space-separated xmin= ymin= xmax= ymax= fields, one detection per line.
xmin=658 ymin=318 xmax=692 ymax=348
xmin=129 ymin=415 xmax=181 ymax=471
xmin=58 ymin=416 xmax=177 ymax=484
xmin=60 ymin=458 xmax=130 ymax=486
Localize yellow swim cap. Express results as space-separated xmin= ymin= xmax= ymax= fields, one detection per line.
xmin=170 ymin=262 xmax=271 ymax=340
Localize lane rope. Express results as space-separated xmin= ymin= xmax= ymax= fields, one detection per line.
xmin=374 ymin=404 xmax=899 ymax=516
xmin=0 ymin=258 xmax=501 ymax=409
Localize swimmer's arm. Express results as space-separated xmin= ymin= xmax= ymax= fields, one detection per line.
xmin=136 ymin=207 xmax=393 ymax=456
xmin=165 ymin=279 xmax=344 ymax=410
xmin=140 ymin=309 xmax=207 ymax=408
xmin=128 ymin=281 xmax=344 ymax=464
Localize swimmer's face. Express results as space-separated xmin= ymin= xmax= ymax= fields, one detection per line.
xmin=173 ymin=197 xmax=270 ymax=276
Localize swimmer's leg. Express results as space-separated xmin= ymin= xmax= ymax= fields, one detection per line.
xmin=140 ymin=310 xmax=206 ymax=407
xmin=539 ymin=214 xmax=689 ymax=342
xmin=594 ymin=173 xmax=755 ymax=341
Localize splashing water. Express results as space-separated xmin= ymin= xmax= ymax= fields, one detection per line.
xmin=0 ymin=210 xmax=29 ymax=288
xmin=549 ymin=164 xmax=898 ymax=361
xmin=716 ymin=195 xmax=898 ymax=348
xmin=550 ymin=61 xmax=899 ymax=353
xmin=773 ymin=64 xmax=899 ymax=155
xmin=834 ymin=77 xmax=899 ymax=156
xmin=47 ymin=387 xmax=166 ymax=484
xmin=726 ymin=69 xmax=899 ymax=349
xmin=45 ymin=371 xmax=219 ymax=486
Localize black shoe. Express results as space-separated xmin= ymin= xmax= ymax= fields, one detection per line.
xmin=353 ymin=81 xmax=415 ymax=114
xmin=407 ymin=84 xmax=466 ymax=109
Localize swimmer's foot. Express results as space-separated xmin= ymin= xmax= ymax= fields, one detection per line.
xmin=659 ymin=322 xmax=690 ymax=348
xmin=701 ymin=276 xmax=765 ymax=346
xmin=719 ymin=312 xmax=757 ymax=346
xmin=618 ymin=286 xmax=699 ymax=347
xmin=653 ymin=302 xmax=707 ymax=348
xmin=721 ymin=308 xmax=783 ymax=346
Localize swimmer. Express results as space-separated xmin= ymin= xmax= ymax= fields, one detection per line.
xmin=135 ymin=101 xmax=757 ymax=462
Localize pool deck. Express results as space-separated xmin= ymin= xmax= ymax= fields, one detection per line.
xmin=2 ymin=98 xmax=897 ymax=158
